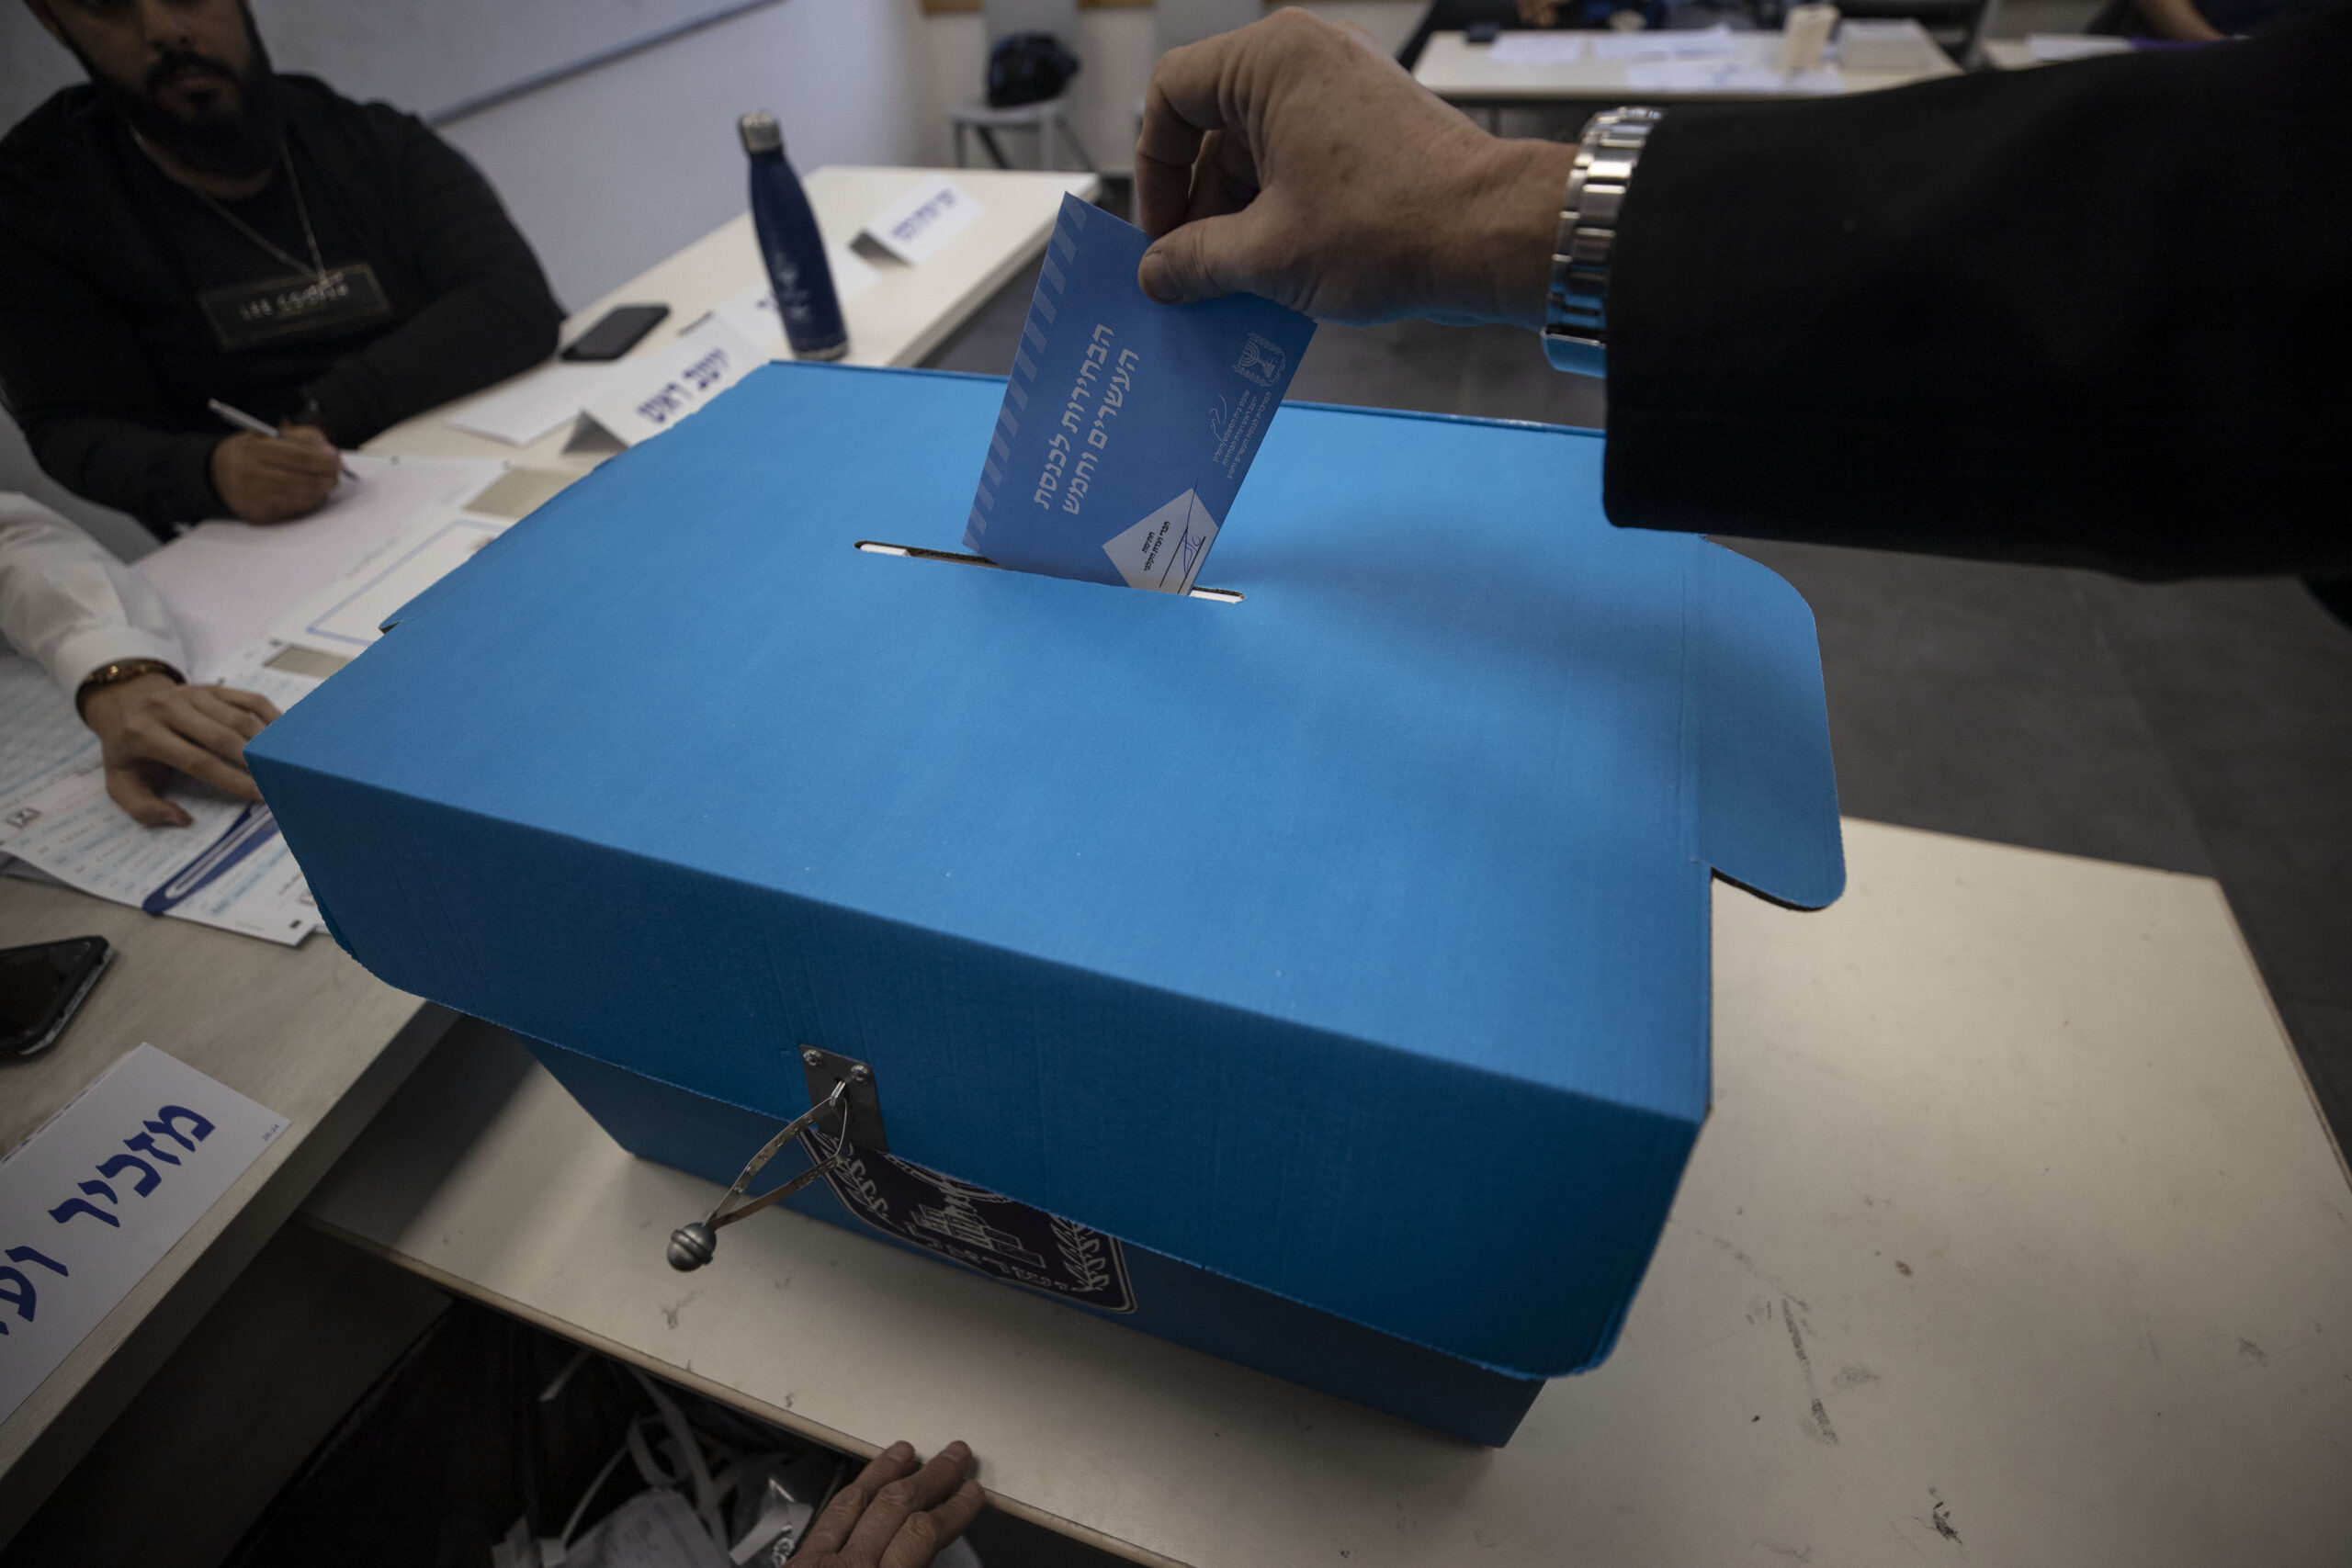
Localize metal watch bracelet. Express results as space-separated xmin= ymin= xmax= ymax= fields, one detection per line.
xmin=1543 ymin=107 xmax=1664 ymax=379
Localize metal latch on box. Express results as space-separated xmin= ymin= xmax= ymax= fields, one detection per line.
xmin=664 ymin=1047 xmax=887 ymax=1271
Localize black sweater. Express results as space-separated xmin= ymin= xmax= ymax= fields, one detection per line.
xmin=0 ymin=77 xmax=561 ymax=536
xmin=1606 ymin=5 xmax=2351 ymax=581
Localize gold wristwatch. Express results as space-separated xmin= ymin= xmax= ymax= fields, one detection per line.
xmin=74 ymin=658 xmax=185 ymax=718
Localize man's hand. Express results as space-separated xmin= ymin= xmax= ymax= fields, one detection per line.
xmin=795 ymin=1440 xmax=984 ymax=1568
xmin=1136 ymin=11 xmax=1576 ymax=328
xmin=80 ymin=672 xmax=280 ymax=826
xmin=209 ymin=424 xmax=342 ymax=522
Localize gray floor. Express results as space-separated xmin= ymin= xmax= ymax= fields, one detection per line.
xmin=927 ymin=291 xmax=2352 ymax=1158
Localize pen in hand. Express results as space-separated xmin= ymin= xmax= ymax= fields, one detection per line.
xmin=208 ymin=397 xmax=359 ymax=482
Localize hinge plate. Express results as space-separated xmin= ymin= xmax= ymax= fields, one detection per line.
xmin=798 ymin=1046 xmax=888 ymax=1152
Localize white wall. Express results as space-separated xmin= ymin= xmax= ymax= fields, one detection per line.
xmin=0 ymin=0 xmax=812 ymax=130
xmin=438 ymin=0 xmax=931 ymax=311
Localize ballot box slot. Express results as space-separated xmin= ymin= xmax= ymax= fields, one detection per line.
xmin=853 ymin=539 xmax=1243 ymax=604
xmin=664 ymin=1047 xmax=886 ymax=1272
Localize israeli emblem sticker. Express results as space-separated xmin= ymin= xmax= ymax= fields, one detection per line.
xmin=801 ymin=1133 xmax=1136 ymax=1313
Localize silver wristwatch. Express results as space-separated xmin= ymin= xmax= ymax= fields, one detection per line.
xmin=1543 ymin=107 xmax=1664 ymax=379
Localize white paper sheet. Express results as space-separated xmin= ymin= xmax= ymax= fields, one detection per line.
xmin=0 ymin=657 xmax=97 ymax=804
xmin=2025 ymin=32 xmax=2133 ymax=58
xmin=1486 ymin=32 xmax=1589 ymax=64
xmin=1592 ymin=22 xmax=1736 ymax=59
xmin=271 ymin=507 xmax=506 ymax=656
xmin=135 ymin=454 xmax=505 ymax=681
xmin=1625 ymin=59 xmax=1842 ymax=90
xmin=0 ymin=1043 xmax=287 ymax=1424
xmin=444 ymin=362 xmax=620 ymax=446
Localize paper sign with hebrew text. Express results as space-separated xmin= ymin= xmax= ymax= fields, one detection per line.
xmin=862 ymin=177 xmax=985 ymax=265
xmin=576 ymin=319 xmax=760 ymax=448
xmin=963 ymin=195 xmax=1315 ymax=593
xmin=0 ymin=1043 xmax=286 ymax=1423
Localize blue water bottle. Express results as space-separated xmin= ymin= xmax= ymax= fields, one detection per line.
xmin=739 ymin=111 xmax=847 ymax=361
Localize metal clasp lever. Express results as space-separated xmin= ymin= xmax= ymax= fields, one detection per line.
xmin=665 ymin=1069 xmax=859 ymax=1271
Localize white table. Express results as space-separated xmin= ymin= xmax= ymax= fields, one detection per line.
xmin=1981 ymin=34 xmax=2137 ymax=67
xmin=1414 ymin=29 xmax=1960 ymax=109
xmin=302 ymin=818 xmax=2352 ymax=1567
xmin=0 ymin=164 xmax=1092 ymax=1541
xmin=368 ymin=165 xmax=1099 ymax=479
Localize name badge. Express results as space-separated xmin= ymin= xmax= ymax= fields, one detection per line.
xmin=198 ymin=263 xmax=393 ymax=351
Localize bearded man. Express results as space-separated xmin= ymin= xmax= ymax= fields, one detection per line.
xmin=0 ymin=0 xmax=561 ymax=531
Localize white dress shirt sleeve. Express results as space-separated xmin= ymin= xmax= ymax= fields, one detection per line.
xmin=0 ymin=491 xmax=187 ymax=700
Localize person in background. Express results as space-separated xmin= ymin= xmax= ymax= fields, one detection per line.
xmin=1133 ymin=11 xmax=2347 ymax=604
xmin=1 ymin=491 xmax=276 ymax=824
xmin=0 ymin=0 xmax=561 ymax=534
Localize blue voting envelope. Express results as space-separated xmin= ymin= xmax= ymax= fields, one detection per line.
xmin=963 ymin=195 xmax=1314 ymax=592
xmin=248 ymin=362 xmax=1843 ymax=1446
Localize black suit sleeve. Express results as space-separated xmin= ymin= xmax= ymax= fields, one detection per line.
xmin=0 ymin=226 xmax=228 ymax=527
xmin=1601 ymin=6 xmax=2352 ymax=581
xmin=297 ymin=114 xmax=561 ymax=446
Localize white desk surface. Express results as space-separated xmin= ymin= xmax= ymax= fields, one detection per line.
xmin=1980 ymin=35 xmax=2136 ymax=68
xmin=0 ymin=878 xmax=447 ymax=1540
xmin=303 ymin=818 xmax=2352 ymax=1567
xmin=1414 ymin=29 xmax=1960 ymax=100
xmin=366 ymin=165 xmax=1098 ymax=478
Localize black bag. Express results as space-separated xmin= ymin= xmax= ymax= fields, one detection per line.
xmin=987 ymin=31 xmax=1080 ymax=107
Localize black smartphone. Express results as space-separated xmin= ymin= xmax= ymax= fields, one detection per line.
xmin=1466 ymin=19 xmax=1503 ymax=42
xmin=560 ymin=303 xmax=670 ymax=362
xmin=2 ymin=936 xmax=112 ymax=1061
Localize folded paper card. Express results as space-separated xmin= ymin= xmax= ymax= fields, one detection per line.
xmin=964 ymin=194 xmax=1315 ymax=594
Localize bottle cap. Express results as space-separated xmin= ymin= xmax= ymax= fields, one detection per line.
xmin=738 ymin=112 xmax=783 ymax=155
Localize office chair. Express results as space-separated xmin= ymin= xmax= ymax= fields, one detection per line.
xmin=950 ymin=0 xmax=1098 ymax=172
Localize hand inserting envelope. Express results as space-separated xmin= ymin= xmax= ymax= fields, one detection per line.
xmin=962 ymin=195 xmax=1316 ymax=594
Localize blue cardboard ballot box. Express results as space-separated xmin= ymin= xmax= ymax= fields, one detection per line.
xmin=248 ymin=362 xmax=1843 ymax=1446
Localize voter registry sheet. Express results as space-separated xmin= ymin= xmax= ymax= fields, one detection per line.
xmin=2 ymin=454 xmax=514 ymax=944
xmin=0 ymin=654 xmax=326 ymax=944
xmin=964 ymin=195 xmax=1315 ymax=594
